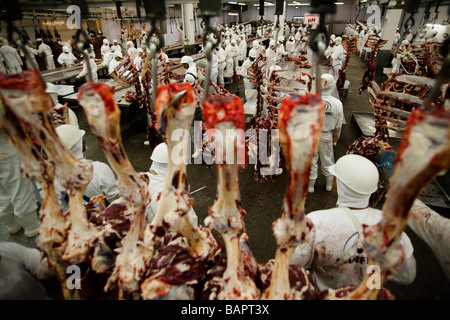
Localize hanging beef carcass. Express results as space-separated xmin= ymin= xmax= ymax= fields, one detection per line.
xmin=140 ymin=83 xmax=220 ymax=300
xmin=78 ymin=81 xmax=152 ymax=299
xmin=201 ymin=94 xmax=260 ymax=300
xmin=261 ymin=94 xmax=324 ymax=300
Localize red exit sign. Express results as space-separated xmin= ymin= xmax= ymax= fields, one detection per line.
xmin=304 ymin=13 xmax=320 ymax=25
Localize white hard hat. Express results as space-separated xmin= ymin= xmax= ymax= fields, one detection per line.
xmin=335 ymin=37 xmax=342 ymax=44
xmin=45 ymin=83 xmax=58 ymax=94
xmin=180 ymin=55 xmax=193 ymax=64
xmin=114 ymin=50 xmax=123 ymax=58
xmin=113 ymin=39 xmax=118 ymax=43
xmin=329 ymin=154 xmax=379 ymax=195
xmin=103 ymin=39 xmax=109 ymax=44
xmin=231 ymin=39 xmax=237 ymax=45
xmin=252 ymin=40 xmax=259 ymax=48
xmin=330 ymin=34 xmax=336 ymax=40
xmin=269 ymin=40 xmax=275 ymax=47
xmin=137 ymin=48 xmax=144 ymax=53
xmin=249 ymin=48 xmax=258 ymax=58
xmin=150 ymin=143 xmax=169 ymax=164
xmin=126 ymin=41 xmax=133 ymax=47
xmin=55 ymin=124 xmax=86 ymax=150
xmin=321 ymin=73 xmax=336 ymax=90
xmin=63 ymin=46 xmax=70 ymax=53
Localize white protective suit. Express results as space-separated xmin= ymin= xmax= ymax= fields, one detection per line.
xmin=240 ymin=49 xmax=257 ymax=101
xmin=408 ymin=199 xmax=450 ymax=280
xmin=231 ymin=40 xmax=239 ymax=73
xmin=309 ymin=80 xmax=344 ymax=187
xmin=291 ymin=179 xmax=416 ymax=292
xmin=101 ymin=40 xmax=110 ymax=57
xmin=238 ymin=36 xmax=247 ymax=65
xmin=0 ymin=242 xmax=54 ymax=299
xmin=126 ymin=41 xmax=137 ymax=61
xmin=20 ymin=45 xmax=39 ymax=70
xmin=0 ymin=43 xmax=23 ymax=74
xmin=76 ymin=58 xmax=98 ymax=82
xmin=57 ymin=50 xmax=78 ymax=67
xmin=110 ymin=40 xmax=122 ymax=53
xmin=102 ymin=49 xmax=113 ymax=68
xmin=224 ymin=40 xmax=234 ymax=76
xmin=286 ymin=36 xmax=296 ymax=55
xmin=37 ymin=42 xmax=55 ymax=70
xmin=108 ymin=51 xmax=123 ymax=74
xmin=331 ymin=39 xmax=346 ymax=80
xmin=216 ymin=46 xmax=226 ymax=86
xmin=133 ymin=49 xmax=144 ymax=71
xmin=182 ymin=56 xmax=198 ymax=82
xmin=0 ymin=131 xmax=39 ymax=232
xmin=54 ymin=136 xmax=119 ymax=212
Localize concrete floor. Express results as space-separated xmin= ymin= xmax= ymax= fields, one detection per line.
xmin=1 ymin=53 xmax=449 ymax=300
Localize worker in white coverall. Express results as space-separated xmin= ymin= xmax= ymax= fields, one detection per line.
xmin=145 ymin=143 xmax=198 ymax=226
xmin=110 ymin=39 xmax=122 ymax=53
xmin=57 ymin=46 xmax=78 ymax=67
xmin=0 ymin=130 xmax=40 ymax=238
xmin=215 ymin=44 xmax=226 ymax=86
xmin=36 ymin=39 xmax=55 ymax=70
xmin=108 ymin=50 xmax=123 ymax=74
xmin=101 ymin=39 xmax=110 ymax=57
xmin=308 ymin=74 xmax=344 ymax=193
xmin=0 ymin=242 xmax=55 ymax=299
xmin=230 ymin=39 xmax=239 ymax=74
xmin=291 ymin=154 xmax=416 ymax=292
xmin=0 ymin=39 xmax=23 ymax=74
xmin=265 ymin=40 xmax=277 ymax=69
xmin=133 ymin=48 xmax=144 ymax=71
xmin=252 ymin=40 xmax=262 ymax=56
xmin=240 ymin=48 xmax=258 ymax=101
xmin=285 ymin=35 xmax=296 ymax=55
xmin=20 ymin=41 xmax=39 ymax=70
xmin=126 ymin=41 xmax=138 ymax=61
xmin=102 ymin=48 xmax=114 ymax=69
xmin=54 ymin=124 xmax=119 ymax=212
xmin=238 ymin=34 xmax=247 ymax=66
xmin=224 ymin=40 xmax=234 ymax=77
xmin=180 ymin=55 xmax=198 ymax=82
xmin=331 ymin=37 xmax=346 ymax=80
xmin=76 ymin=55 xmax=98 ymax=82
xmin=210 ymin=50 xmax=219 ymax=85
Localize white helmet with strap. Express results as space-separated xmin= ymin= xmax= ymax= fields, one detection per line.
xmin=329 ymin=154 xmax=379 ymax=195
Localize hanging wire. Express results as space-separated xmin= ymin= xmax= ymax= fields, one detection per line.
xmin=7 ymin=23 xmax=46 ymax=88
xmin=201 ymin=19 xmax=221 ymax=102
xmin=75 ymin=28 xmax=93 ymax=82
xmin=308 ymin=14 xmax=330 ymax=95
xmin=145 ymin=20 xmax=164 ymax=112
